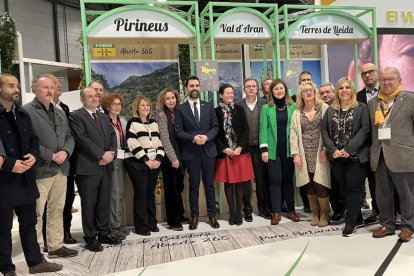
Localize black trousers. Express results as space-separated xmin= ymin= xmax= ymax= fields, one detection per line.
xmin=183 ymin=151 xmax=216 ymax=218
xmin=0 ymin=201 xmax=43 ymax=273
xmin=76 ymin=167 xmax=112 ymax=239
xmin=248 ymin=145 xmax=271 ymax=213
xmin=331 ymin=159 xmax=367 ymax=226
xmin=125 ymin=160 xmax=158 ymax=232
xmin=267 ymin=155 xmax=295 ymax=213
xmin=329 ymin=170 xmax=345 ymax=214
xmin=161 ymin=159 xmax=185 ymax=226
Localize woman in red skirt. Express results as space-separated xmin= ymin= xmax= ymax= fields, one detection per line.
xmin=215 ymin=84 xmax=255 ymax=225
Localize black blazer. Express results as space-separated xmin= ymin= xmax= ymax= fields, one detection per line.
xmin=321 ymin=103 xmax=370 ymax=163
xmin=69 ymin=108 xmax=116 ymax=175
xmin=175 ymin=100 xmax=219 ymax=160
xmin=0 ymin=104 xmax=40 ymax=208
xmin=215 ymin=104 xmax=250 ymax=159
xmin=356 ymin=88 xmax=368 ymax=104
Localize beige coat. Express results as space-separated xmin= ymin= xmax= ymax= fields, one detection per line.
xmin=290 ymin=103 xmax=330 ymax=188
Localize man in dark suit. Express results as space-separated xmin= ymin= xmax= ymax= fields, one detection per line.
xmin=69 ymin=87 xmax=120 ymax=251
xmin=0 ymin=74 xmax=62 ymax=275
xmin=370 ymin=67 xmax=414 ymax=242
xmin=357 ymin=63 xmax=381 ymax=224
xmin=175 ymin=76 xmax=220 ymax=230
xmin=236 ymin=78 xmax=271 ymax=221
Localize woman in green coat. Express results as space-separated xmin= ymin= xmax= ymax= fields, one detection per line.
xmin=259 ymin=79 xmax=299 ymax=225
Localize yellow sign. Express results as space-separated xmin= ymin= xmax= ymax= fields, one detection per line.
xmin=92 ymin=44 xmax=116 ymax=57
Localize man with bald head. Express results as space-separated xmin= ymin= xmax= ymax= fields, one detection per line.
xmin=369 ymin=67 xmax=414 ymax=242
xmin=69 ymin=86 xmax=120 ymax=251
xmin=357 ymin=63 xmax=381 ymax=224
xmin=23 ymin=76 xmax=77 ymax=258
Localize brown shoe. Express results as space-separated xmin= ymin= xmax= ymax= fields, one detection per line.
xmin=29 ymin=257 xmax=63 ymax=274
xmin=372 ymin=226 xmax=395 ymax=238
xmin=398 ymin=227 xmax=413 ymax=242
xmin=287 ymin=211 xmax=300 ymax=222
xmin=189 ymin=217 xmax=198 ymax=230
xmin=271 ymin=212 xmax=281 ymax=225
xmin=48 ymin=246 xmax=78 ymax=258
xmin=208 ymin=216 xmax=220 ymax=229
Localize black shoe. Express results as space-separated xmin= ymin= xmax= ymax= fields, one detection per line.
xmin=111 ymin=229 xmax=127 ymax=240
xmin=169 ymin=224 xmax=184 ymax=231
xmin=64 ymin=231 xmax=77 ymax=244
xmin=364 ymin=212 xmax=379 ymax=225
xmin=332 ymin=211 xmax=345 ymax=221
xmin=136 ymin=230 xmax=151 ymax=236
xmin=229 ymin=214 xmax=235 ymax=225
xmin=118 ymin=227 xmax=131 ymax=235
xmin=244 ymin=212 xmax=253 ymax=222
xmin=85 ymin=240 xmax=103 ymax=252
xmin=342 ymin=224 xmax=357 ymax=237
xmin=43 ymin=246 xmax=48 ymax=253
xmin=98 ymin=234 xmax=122 ymax=245
xmin=150 ymin=226 xmax=160 ymax=232
xmin=4 ymin=270 xmax=17 ymax=276
xmin=259 ymin=210 xmax=272 ymax=219
xmin=180 ymin=215 xmax=190 ymax=224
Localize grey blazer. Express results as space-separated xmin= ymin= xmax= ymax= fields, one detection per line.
xmin=368 ymin=91 xmax=414 ymax=172
xmin=69 ymin=108 xmax=116 ymax=175
xmin=23 ymin=99 xmax=74 ymax=178
xmin=321 ymin=103 xmax=370 ymax=163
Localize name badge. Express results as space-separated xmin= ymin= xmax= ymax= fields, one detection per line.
xmin=117 ymin=149 xmax=125 ymax=159
xmin=378 ymin=125 xmax=391 ymax=140
xmin=147 ymin=149 xmax=156 ymax=160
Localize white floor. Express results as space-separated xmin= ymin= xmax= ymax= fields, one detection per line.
xmin=11 ymin=197 xmax=414 ymax=276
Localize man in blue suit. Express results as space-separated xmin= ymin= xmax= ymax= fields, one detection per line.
xmin=175 ymin=76 xmax=220 ymax=230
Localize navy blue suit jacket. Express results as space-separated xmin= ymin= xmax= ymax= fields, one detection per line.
xmin=175 ymin=100 xmax=219 ymax=160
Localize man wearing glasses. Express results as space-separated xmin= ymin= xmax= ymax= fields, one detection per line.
xmin=236 ymin=78 xmax=272 ymax=221
xmin=370 ymin=67 xmax=414 ymax=242
xmin=88 ymin=80 xmax=105 ymax=112
xmin=357 ymin=63 xmax=381 ymax=222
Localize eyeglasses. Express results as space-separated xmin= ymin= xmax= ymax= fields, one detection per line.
xmin=379 ymin=78 xmax=398 ymax=83
xmin=302 ymin=88 xmax=314 ymax=94
xmin=360 ymin=69 xmax=377 ymax=77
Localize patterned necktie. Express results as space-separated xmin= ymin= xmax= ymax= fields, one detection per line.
xmin=92 ymin=112 xmax=103 ymax=134
xmin=193 ymin=102 xmax=200 ymax=123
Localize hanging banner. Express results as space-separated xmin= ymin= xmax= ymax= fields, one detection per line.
xmin=88 ymin=9 xmax=194 ymax=39
xmin=214 ymin=11 xmax=272 ymax=40
xmin=289 ymin=13 xmax=369 ymax=43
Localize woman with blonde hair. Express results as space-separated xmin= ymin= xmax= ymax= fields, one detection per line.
xmin=321 ymin=77 xmax=370 ymax=237
xmin=290 ymin=82 xmax=331 ymax=227
xmin=124 ymin=95 xmax=164 ymax=236
xmin=155 ymin=88 xmax=187 ymax=231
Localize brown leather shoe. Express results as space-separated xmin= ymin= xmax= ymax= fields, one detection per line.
xmin=29 ymin=257 xmax=63 ymax=274
xmin=189 ymin=217 xmax=198 ymax=230
xmin=208 ymin=216 xmax=220 ymax=229
xmin=372 ymin=226 xmax=395 ymax=238
xmin=271 ymin=212 xmax=281 ymax=225
xmin=398 ymin=227 xmax=413 ymax=242
xmin=287 ymin=211 xmax=300 ymax=222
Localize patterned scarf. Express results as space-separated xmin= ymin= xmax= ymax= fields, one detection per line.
xmin=374 ymin=85 xmax=402 ymax=126
xmin=220 ymin=102 xmax=236 ymax=150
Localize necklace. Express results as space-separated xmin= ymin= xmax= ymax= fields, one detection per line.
xmin=276 ymin=105 xmax=286 ymax=111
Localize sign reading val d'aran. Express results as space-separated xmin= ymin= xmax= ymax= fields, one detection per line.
xmin=88 ymin=9 xmax=193 ymax=38
xmin=214 ymin=12 xmax=272 ymax=39
xmin=289 ymin=14 xmax=369 ymax=41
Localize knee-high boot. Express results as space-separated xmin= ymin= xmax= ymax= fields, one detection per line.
xmin=318 ymin=196 xmax=331 ymax=227
xmin=308 ymin=194 xmax=319 ymax=226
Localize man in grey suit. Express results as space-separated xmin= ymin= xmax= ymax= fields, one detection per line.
xmin=370 ymin=67 xmax=414 ymax=242
xmin=23 ymin=76 xmax=77 ymax=258
xmin=236 ymin=78 xmax=272 ymax=221
xmin=69 ymin=87 xmax=120 ymax=251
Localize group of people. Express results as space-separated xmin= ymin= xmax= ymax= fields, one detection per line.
xmin=1 ymin=63 xmax=413 ymax=275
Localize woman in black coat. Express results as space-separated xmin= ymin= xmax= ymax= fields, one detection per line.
xmin=215 ymin=84 xmax=254 ymax=225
